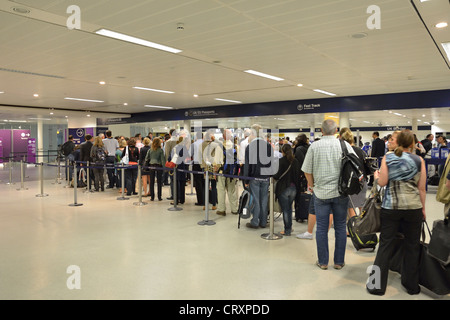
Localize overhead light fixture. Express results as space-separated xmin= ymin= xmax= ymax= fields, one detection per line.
xmin=95 ymin=29 xmax=182 ymax=54
xmin=313 ymin=89 xmax=337 ymax=96
xmin=215 ymin=98 xmax=242 ymax=104
xmin=33 ymin=94 xmax=39 ymax=97
xmin=65 ymin=97 xmax=104 ymax=103
xmin=297 ymin=84 xmax=303 ymax=87
xmin=29 ymin=118 xmax=52 ymax=121
xmin=99 ymin=81 xmax=106 ymax=85
xmin=144 ymin=105 xmax=174 ymax=109
xmin=442 ymin=42 xmax=450 ymax=60
xmin=133 ymin=86 xmax=174 ymax=94
xmin=436 ymin=22 xmax=448 ymax=29
xmin=244 ymin=70 xmax=284 ymax=81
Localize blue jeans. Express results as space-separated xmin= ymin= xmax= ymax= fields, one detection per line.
xmin=314 ymin=195 xmax=349 ymax=266
xmin=249 ymin=179 xmax=270 ymax=227
xmin=278 ymin=186 xmax=297 ymax=234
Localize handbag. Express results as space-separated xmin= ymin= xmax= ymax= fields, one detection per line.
xmin=428 ymin=212 xmax=450 ymax=266
xmin=273 ymin=163 xmax=292 ymax=213
xmin=352 ymin=181 xmax=381 ymax=235
xmin=436 ymin=156 xmax=450 ymax=203
xmin=390 ymin=221 xmax=450 ymax=296
xmin=120 ymin=146 xmax=129 ymax=165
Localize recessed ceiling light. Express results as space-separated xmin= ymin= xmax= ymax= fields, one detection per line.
xmin=65 ymin=97 xmax=104 ymax=103
xmin=99 ymin=81 xmax=106 ymax=85
xmin=215 ymin=98 xmax=242 ymax=104
xmin=0 ymin=91 xmax=4 ymax=94
xmin=193 ymin=94 xmax=199 ymax=98
xmin=144 ymin=105 xmax=174 ymax=109
xmin=244 ymin=70 xmax=284 ymax=81
xmin=11 ymin=6 xmax=31 ymax=14
xmin=123 ymin=103 xmax=128 ymax=106
xmin=33 ymin=94 xmax=39 ymax=97
xmin=95 ymin=29 xmax=182 ymax=54
xmin=297 ymin=84 xmax=303 ymax=87
xmin=133 ymin=86 xmax=174 ymax=94
xmin=313 ymin=89 xmax=337 ymax=96
xmin=436 ymin=22 xmax=448 ymax=29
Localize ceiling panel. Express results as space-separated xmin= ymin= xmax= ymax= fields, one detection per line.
xmin=0 ymin=0 xmax=449 ymax=122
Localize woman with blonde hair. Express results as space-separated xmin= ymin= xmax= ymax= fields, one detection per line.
xmin=339 ymin=128 xmax=368 ymax=219
xmin=90 ymin=136 xmax=107 ymax=192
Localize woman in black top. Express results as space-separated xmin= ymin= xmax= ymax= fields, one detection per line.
xmin=139 ymin=137 xmax=151 ymax=196
xmin=122 ymin=138 xmax=140 ymax=196
xmin=273 ymin=144 xmax=301 ymax=236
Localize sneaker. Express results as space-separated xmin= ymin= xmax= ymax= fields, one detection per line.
xmin=296 ymin=231 xmax=313 ymax=240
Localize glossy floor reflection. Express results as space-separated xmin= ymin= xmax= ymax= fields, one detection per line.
xmin=0 ymin=165 xmax=448 ymax=300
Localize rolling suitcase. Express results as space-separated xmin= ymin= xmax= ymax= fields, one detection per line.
xmin=295 ymin=192 xmax=311 ymax=222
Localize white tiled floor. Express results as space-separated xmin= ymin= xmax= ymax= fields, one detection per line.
xmin=0 ymin=165 xmax=448 ymax=300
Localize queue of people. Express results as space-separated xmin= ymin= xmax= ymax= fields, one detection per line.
xmin=61 ymin=124 xmax=449 ymax=297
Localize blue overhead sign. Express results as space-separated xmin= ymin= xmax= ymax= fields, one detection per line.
xmin=97 ymin=89 xmax=450 ymax=125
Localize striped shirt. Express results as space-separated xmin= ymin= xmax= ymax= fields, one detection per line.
xmin=302 ymin=135 xmax=356 ymax=200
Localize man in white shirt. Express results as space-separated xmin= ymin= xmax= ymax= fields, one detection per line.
xmin=302 ymin=120 xmax=356 ymax=270
xmin=216 ymin=129 xmax=239 ymax=216
xmin=103 ymin=130 xmax=119 ymax=188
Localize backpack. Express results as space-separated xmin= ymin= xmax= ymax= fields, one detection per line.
xmin=222 ymin=144 xmax=239 ymax=176
xmin=61 ymin=141 xmax=74 ymax=157
xmin=338 ymin=139 xmax=364 ymax=196
xmin=237 ymin=187 xmax=254 ymax=228
xmin=92 ymin=147 xmax=106 ymax=164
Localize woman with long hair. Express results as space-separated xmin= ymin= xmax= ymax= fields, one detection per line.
xmin=123 ymin=138 xmax=140 ymax=196
xmin=273 ymin=143 xmax=301 ymax=236
xmin=145 ymin=137 xmax=165 ymax=201
xmin=366 ymin=129 xmax=426 ymax=296
xmin=90 ymin=136 xmax=107 ymax=192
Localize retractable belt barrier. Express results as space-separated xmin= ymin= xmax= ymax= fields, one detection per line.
xmin=4 ymin=158 xmax=300 ymax=241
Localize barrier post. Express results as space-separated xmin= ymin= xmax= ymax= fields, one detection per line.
xmin=53 ymin=156 xmax=62 ymax=185
xmin=84 ymin=161 xmax=94 ymax=193
xmin=69 ymin=162 xmax=83 ymax=207
xmin=16 ymin=160 xmax=28 ymax=191
xmin=36 ymin=163 xmax=49 ymax=197
xmin=186 ymin=164 xmax=195 ymax=196
xmin=133 ymin=164 xmax=148 ymax=206
xmin=261 ymin=177 xmax=282 ymax=240
xmin=117 ymin=163 xmax=130 ymax=201
xmin=198 ymin=170 xmax=215 ymax=226
xmin=64 ymin=158 xmax=71 ymax=188
xmin=6 ymin=159 xmax=14 ymax=185
xmin=168 ymin=166 xmax=182 ymax=211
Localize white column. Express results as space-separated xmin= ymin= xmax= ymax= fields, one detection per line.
xmin=37 ymin=120 xmax=44 ymax=163
xmin=411 ymin=118 xmax=418 ymax=134
xmin=340 ymin=112 xmax=350 ymax=129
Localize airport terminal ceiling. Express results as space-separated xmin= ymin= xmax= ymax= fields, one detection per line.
xmin=0 ymin=0 xmax=450 ymax=123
